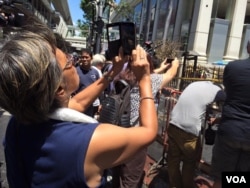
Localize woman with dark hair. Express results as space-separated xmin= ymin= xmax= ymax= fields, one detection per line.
xmin=0 ymin=29 xmax=159 ymax=188
xmin=111 ymin=55 xmax=179 ymax=188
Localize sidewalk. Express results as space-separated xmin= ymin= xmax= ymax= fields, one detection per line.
xmin=141 ymin=140 xmax=214 ymax=188
xmin=142 ymin=155 xmax=169 ymax=188
xmin=142 ymin=155 xmax=214 ymax=188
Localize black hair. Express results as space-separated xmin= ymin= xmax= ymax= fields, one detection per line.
xmin=81 ymin=48 xmax=93 ymax=58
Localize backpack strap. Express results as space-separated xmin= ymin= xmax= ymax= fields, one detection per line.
xmin=131 ymin=117 xmax=139 ymax=126
xmin=118 ymin=79 xmax=129 ymax=87
xmin=114 ymin=79 xmax=129 ymax=94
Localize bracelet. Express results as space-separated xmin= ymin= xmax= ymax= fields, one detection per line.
xmin=140 ymin=97 xmax=154 ymax=102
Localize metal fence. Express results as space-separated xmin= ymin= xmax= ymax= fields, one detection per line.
xmin=167 ymin=63 xmax=225 ymax=91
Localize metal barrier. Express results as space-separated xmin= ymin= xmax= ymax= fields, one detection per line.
xmin=178 ymin=63 xmax=224 ymax=91
xmin=147 ymin=87 xmax=181 ymax=176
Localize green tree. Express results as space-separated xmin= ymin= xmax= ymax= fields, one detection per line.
xmin=80 ymin=0 xmax=116 ymax=23
xmin=76 ymin=19 xmax=90 ymax=37
xmin=78 ymin=0 xmax=134 ymax=48
xmin=80 ymin=0 xmax=94 ymax=22
xmin=79 ymin=0 xmax=134 ymax=23
xmin=113 ymin=0 xmax=134 ymax=21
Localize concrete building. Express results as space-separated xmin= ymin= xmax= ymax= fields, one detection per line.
xmin=22 ymin=0 xmax=72 ymax=37
xmin=110 ymin=0 xmax=250 ymax=64
xmin=0 ymin=0 xmax=87 ymax=50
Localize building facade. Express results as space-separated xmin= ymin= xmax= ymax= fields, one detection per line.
xmin=110 ymin=0 xmax=250 ymax=64
xmin=0 ymin=0 xmax=87 ymax=50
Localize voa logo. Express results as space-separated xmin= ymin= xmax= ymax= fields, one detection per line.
xmin=226 ymin=176 xmax=247 ymax=184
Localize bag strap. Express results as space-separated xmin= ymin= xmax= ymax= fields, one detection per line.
xmin=131 ymin=117 xmax=139 ymax=126
xmin=117 ymin=79 xmax=129 ymax=87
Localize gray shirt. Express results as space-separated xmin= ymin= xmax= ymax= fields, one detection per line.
xmin=170 ymin=81 xmax=222 ymax=136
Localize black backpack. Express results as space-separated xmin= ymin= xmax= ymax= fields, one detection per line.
xmin=99 ymin=79 xmax=131 ymax=127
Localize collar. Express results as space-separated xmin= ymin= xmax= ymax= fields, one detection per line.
xmin=48 ymin=108 xmax=98 ymax=123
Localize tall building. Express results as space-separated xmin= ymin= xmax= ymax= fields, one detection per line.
xmin=110 ymin=0 xmax=250 ymax=63
xmin=0 ymin=0 xmax=87 ymax=50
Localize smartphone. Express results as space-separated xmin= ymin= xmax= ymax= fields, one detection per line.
xmin=166 ymin=58 xmax=174 ymax=64
xmin=106 ymin=22 xmax=136 ymax=59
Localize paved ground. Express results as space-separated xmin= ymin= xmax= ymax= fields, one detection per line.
xmin=142 ymin=134 xmax=215 ymax=188
xmin=0 ymin=109 xmax=10 ymax=188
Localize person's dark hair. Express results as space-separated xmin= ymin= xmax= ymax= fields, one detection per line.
xmin=146 ymin=53 xmax=156 ymax=72
xmin=81 ymin=48 xmax=93 ymax=58
xmin=22 ymin=22 xmax=56 ymax=50
xmin=118 ymin=64 xmax=137 ymax=87
xmin=151 ymin=55 xmax=161 ymax=69
xmin=54 ymin=33 xmax=72 ymax=53
xmin=0 ymin=32 xmax=62 ymax=123
xmin=118 ymin=54 xmax=155 ymax=87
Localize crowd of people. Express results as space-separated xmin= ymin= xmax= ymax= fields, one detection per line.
xmin=0 ymin=5 xmax=250 ymax=188
xmin=0 ymin=18 xmax=159 ymax=188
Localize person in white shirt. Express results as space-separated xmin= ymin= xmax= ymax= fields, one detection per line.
xmin=91 ymin=54 xmax=106 ymax=118
xmin=167 ymin=81 xmax=225 ymax=188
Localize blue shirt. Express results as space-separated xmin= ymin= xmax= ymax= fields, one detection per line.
xmin=76 ymin=66 xmax=100 ymax=92
xmin=76 ymin=67 xmax=100 ymax=116
xmin=4 ymin=117 xmax=106 ymax=188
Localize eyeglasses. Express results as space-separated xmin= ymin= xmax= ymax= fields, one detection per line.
xmin=63 ymin=54 xmax=74 ymax=70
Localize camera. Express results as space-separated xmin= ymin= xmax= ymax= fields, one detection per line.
xmin=0 ymin=0 xmax=26 ymax=27
xmin=106 ymin=22 xmax=136 ymax=59
xmin=166 ymin=58 xmax=174 ymax=64
xmin=142 ymin=41 xmax=163 ymax=57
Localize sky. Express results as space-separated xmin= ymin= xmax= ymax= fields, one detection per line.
xmin=68 ymin=0 xmax=84 ymax=25
xmin=68 ymin=0 xmax=121 ymax=25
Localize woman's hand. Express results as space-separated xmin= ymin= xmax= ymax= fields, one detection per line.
xmin=111 ymin=47 xmax=128 ymax=74
xmin=131 ymin=45 xmax=150 ymax=81
xmin=154 ymin=58 xmax=171 ymax=73
xmin=171 ymin=57 xmax=179 ymax=68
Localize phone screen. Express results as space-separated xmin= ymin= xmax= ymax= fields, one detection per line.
xmin=107 ymin=22 xmax=136 ymax=59
xmin=120 ymin=22 xmax=136 ymax=55
xmin=107 ymin=24 xmax=120 ymax=59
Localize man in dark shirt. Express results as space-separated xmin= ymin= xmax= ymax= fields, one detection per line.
xmin=75 ymin=49 xmax=100 ymax=117
xmin=211 ymin=40 xmax=250 ymax=188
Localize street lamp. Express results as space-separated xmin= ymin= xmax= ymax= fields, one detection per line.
xmin=91 ymin=0 xmax=106 ymax=54
xmin=91 ymin=0 xmax=115 ymax=54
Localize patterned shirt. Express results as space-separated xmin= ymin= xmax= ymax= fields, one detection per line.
xmin=130 ymin=73 xmax=163 ymax=126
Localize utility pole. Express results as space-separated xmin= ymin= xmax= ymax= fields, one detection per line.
xmin=93 ymin=0 xmax=105 ymax=54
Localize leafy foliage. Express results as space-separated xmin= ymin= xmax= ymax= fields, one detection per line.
xmin=154 ymin=40 xmax=182 ymax=61
xmin=76 ymin=19 xmax=90 ymax=37
xmin=80 ymin=0 xmax=116 ymax=22
xmin=80 ymin=0 xmax=94 ymax=22
xmin=113 ymin=0 xmax=134 ymax=21
xmin=79 ymin=0 xmax=134 ymax=23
